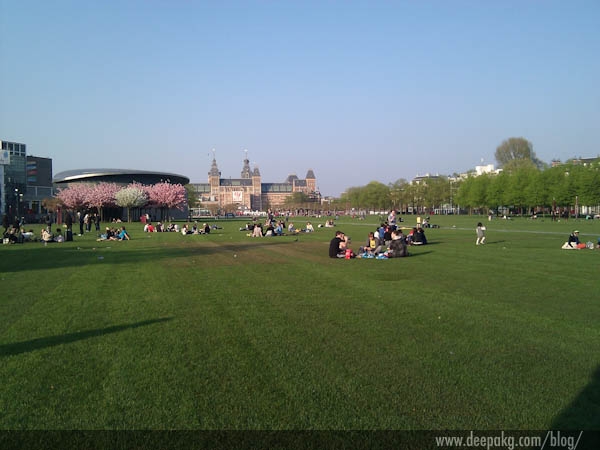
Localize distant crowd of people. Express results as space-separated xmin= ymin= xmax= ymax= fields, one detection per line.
xmin=243 ymin=218 xmax=318 ymax=237
xmin=143 ymin=221 xmax=221 ymax=235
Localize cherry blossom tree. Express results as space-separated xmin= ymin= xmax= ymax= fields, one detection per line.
xmin=115 ymin=183 xmax=148 ymax=222
xmin=87 ymin=183 xmax=120 ymax=221
xmin=146 ymin=182 xmax=187 ymax=220
xmin=57 ymin=184 xmax=92 ymax=211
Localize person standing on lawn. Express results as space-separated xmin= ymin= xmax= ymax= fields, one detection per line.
xmin=476 ymin=222 xmax=486 ymax=245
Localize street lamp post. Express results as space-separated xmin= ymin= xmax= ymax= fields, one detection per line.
xmin=449 ymin=180 xmax=453 ymax=214
xmin=14 ymin=188 xmax=19 ymax=219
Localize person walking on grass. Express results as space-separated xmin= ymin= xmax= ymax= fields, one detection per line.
xmin=476 ymin=222 xmax=486 ymax=245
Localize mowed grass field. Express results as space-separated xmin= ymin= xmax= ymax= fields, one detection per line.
xmin=1 ymin=215 xmax=599 ymax=430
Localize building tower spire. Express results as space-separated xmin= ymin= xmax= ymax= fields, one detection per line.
xmin=209 ymin=148 xmax=221 ymax=177
xmin=241 ymin=149 xmax=251 ymax=179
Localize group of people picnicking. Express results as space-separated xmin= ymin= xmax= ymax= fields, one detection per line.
xmin=2 ymin=225 xmax=42 ymax=244
xmin=329 ymin=211 xmax=428 ymax=259
xmin=144 ymin=222 xmax=172 ymax=233
xmin=243 ymin=219 xmax=318 ymax=237
xmin=1 ymin=223 xmax=130 ymax=244
xmin=143 ymin=221 xmax=218 ymax=235
xmin=181 ymin=222 xmax=213 ymax=235
xmin=96 ymin=226 xmax=130 ymax=241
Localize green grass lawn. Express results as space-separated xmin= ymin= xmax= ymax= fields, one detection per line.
xmin=1 ymin=215 xmax=599 ymax=430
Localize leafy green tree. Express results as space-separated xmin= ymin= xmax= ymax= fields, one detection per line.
xmin=389 ymin=179 xmax=409 ymax=212
xmin=504 ymin=166 xmax=537 ymax=214
xmin=486 ymin=171 xmax=507 ymax=213
xmin=495 ymin=137 xmax=545 ymax=169
xmin=423 ymin=177 xmax=450 ymax=212
xmin=558 ymin=165 xmax=581 ymax=208
xmin=340 ymin=183 xmax=390 ymax=211
xmin=360 ymin=181 xmax=390 ymax=211
xmin=454 ymin=177 xmax=474 ymax=211
xmin=339 ymin=187 xmax=361 ymax=210
xmin=542 ymin=166 xmax=570 ymax=207
xmin=579 ymin=165 xmax=600 ymax=206
xmin=404 ymin=182 xmax=427 ymax=213
xmin=523 ymin=168 xmax=544 ymax=212
xmin=284 ymin=192 xmax=310 ymax=209
xmin=185 ymin=184 xmax=199 ymax=209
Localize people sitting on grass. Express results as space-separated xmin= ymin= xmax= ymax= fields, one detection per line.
xmin=273 ymin=221 xmax=283 ymax=236
xmin=41 ymin=228 xmax=54 ymax=243
xmin=38 ymin=228 xmax=64 ymax=244
xmin=22 ymin=228 xmax=36 ymax=242
xmin=382 ymin=225 xmax=393 ymax=246
xmin=411 ymin=227 xmax=428 ymax=245
xmin=264 ymin=220 xmax=275 ymax=236
xmin=252 ymin=223 xmax=263 ymax=237
xmin=117 ymin=226 xmax=130 ymax=240
xmin=3 ymin=225 xmax=22 ymax=244
xmin=378 ymin=223 xmax=386 ymax=243
xmin=54 ymin=229 xmax=65 ymax=243
xmin=329 ymin=230 xmax=355 ymax=258
xmin=359 ymin=231 xmax=383 ymax=256
xmin=386 ymin=229 xmax=409 ymax=258
xmin=562 ymin=230 xmax=586 ymax=249
xmin=240 ymin=223 xmax=253 ymax=231
xmin=98 ymin=227 xmax=118 ymax=241
xmin=329 ymin=230 xmax=347 ymax=258
xmin=324 ymin=219 xmax=335 ymax=228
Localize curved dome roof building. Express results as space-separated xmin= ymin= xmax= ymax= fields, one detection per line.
xmin=53 ymin=168 xmax=189 ymax=186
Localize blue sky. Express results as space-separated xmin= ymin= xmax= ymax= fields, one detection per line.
xmin=1 ymin=1 xmax=598 ymax=196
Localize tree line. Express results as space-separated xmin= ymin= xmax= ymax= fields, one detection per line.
xmin=455 ymin=161 xmax=600 ymax=215
xmin=332 ymin=136 xmax=599 ymax=215
xmin=55 ymin=182 xmax=187 ymax=222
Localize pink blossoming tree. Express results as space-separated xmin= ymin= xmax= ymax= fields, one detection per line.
xmin=57 ymin=184 xmax=92 ymax=211
xmin=146 ymin=182 xmax=187 ymax=221
xmin=87 ymin=183 xmax=120 ymax=221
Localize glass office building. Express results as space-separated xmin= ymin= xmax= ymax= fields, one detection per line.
xmin=1 ymin=140 xmax=27 ymax=219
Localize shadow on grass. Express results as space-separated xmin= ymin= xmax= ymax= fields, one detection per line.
xmin=0 ymin=317 xmax=173 ymax=357
xmin=408 ymin=250 xmax=433 ymax=257
xmin=551 ymin=365 xmax=600 ymax=432
xmin=0 ymin=239 xmax=297 ymax=273
xmin=548 ymin=364 xmax=600 ymax=449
